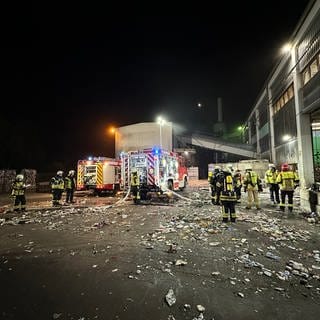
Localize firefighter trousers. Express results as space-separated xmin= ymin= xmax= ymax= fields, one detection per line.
xmin=66 ymin=188 xmax=75 ymax=203
xmin=280 ymin=190 xmax=294 ymax=212
xmin=14 ymin=195 xmax=26 ymax=211
xmin=52 ymin=189 xmax=63 ymax=206
xmin=131 ymin=186 xmax=140 ymax=204
xmin=246 ymin=189 xmax=260 ymax=209
xmin=269 ymin=184 xmax=280 ymax=203
xmin=221 ymin=201 xmax=236 ymax=222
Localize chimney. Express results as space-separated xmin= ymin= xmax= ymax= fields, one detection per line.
xmin=217 ymin=97 xmax=223 ymax=122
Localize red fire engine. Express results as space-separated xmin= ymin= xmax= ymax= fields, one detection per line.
xmin=120 ymin=147 xmax=188 ymax=199
xmin=77 ymin=157 xmax=121 ymax=195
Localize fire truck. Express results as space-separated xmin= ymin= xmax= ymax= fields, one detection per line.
xmin=120 ymin=147 xmax=188 ymax=200
xmin=77 ymin=157 xmax=121 ymax=195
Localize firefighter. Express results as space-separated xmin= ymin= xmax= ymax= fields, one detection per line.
xmin=65 ymin=170 xmax=76 ymax=204
xmin=208 ymin=167 xmax=221 ymax=204
xmin=233 ymin=169 xmax=242 ymax=200
xmin=243 ymin=165 xmax=262 ymax=210
xmin=209 ymin=166 xmax=222 ymax=205
xmin=11 ymin=174 xmax=27 ymax=211
xmin=308 ymin=183 xmax=318 ymax=216
xmin=51 ymin=170 xmax=64 ymax=206
xmin=208 ymin=171 xmax=214 ymax=203
xmin=276 ymin=163 xmax=299 ymax=212
xmin=264 ymin=163 xmax=280 ymax=204
xmin=130 ymin=168 xmax=140 ymax=204
xmin=220 ymin=170 xmax=237 ymax=222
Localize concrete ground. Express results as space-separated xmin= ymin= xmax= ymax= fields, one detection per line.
xmin=0 ymin=181 xmax=319 ymax=320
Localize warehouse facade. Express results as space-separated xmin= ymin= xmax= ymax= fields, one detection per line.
xmin=243 ymin=0 xmax=320 ymax=210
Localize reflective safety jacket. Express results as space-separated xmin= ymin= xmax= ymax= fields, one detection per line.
xmin=243 ymin=170 xmax=260 ymax=190
xmin=65 ymin=176 xmax=76 ymax=189
xmin=11 ymin=181 xmax=26 ymax=196
xmin=265 ymin=169 xmax=278 ymax=184
xmin=51 ymin=176 xmax=64 ymax=190
xmin=276 ymin=171 xmax=299 ymax=191
xmin=130 ymin=172 xmax=140 ymax=187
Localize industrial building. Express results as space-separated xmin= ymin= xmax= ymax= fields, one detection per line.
xmin=242 ymin=0 xmax=320 ymax=210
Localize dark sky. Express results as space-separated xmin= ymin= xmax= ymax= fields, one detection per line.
xmin=2 ymin=1 xmax=310 ymax=171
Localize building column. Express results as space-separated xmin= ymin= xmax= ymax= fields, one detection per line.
xmin=292 ymin=47 xmax=314 ymax=211
xmin=267 ymin=85 xmax=276 ymax=164
xmin=255 ymin=109 xmax=261 ymax=157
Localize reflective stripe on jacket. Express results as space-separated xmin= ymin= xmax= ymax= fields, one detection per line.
xmin=276 ymin=171 xmax=299 ymax=191
xmin=11 ymin=182 xmax=26 ymax=196
xmin=51 ymin=177 xmax=64 ymax=190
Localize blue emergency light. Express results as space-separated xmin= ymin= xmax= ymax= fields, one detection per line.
xmin=152 ymin=147 xmax=162 ymax=155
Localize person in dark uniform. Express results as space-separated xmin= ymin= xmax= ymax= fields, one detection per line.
xmin=130 ymin=168 xmax=140 ymax=204
xmin=11 ymin=174 xmax=27 ymax=211
xmin=219 ymin=170 xmax=237 ymax=222
xmin=65 ymin=170 xmax=76 ymax=203
xmin=51 ymin=171 xmax=64 ymax=206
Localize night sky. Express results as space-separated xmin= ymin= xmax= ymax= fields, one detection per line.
xmin=2 ymin=1 xmax=310 ymax=172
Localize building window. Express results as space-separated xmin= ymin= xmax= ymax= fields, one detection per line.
xmin=272 ymin=84 xmax=294 ymax=115
xmin=303 ymin=68 xmax=311 ymax=85
xmin=288 ymin=86 xmax=294 ymax=99
xmin=284 ymin=91 xmax=289 ymax=104
xmin=302 ymin=52 xmax=320 ymax=85
xmin=310 ymin=59 xmax=319 ymax=78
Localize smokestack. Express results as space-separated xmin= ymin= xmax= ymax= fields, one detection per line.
xmin=217 ymin=97 xmax=223 ymax=122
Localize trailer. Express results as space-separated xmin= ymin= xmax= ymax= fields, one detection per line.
xmin=77 ymin=157 xmax=121 ymax=195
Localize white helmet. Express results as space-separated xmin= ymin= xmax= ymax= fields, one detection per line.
xmin=131 ymin=168 xmax=137 ymax=173
xmin=16 ymin=174 xmax=24 ymax=181
xmin=57 ymin=170 xmax=63 ymax=177
xmin=68 ymin=170 xmax=75 ymax=176
xmin=268 ymin=163 xmax=275 ymax=168
xmin=245 ymin=164 xmax=252 ymax=171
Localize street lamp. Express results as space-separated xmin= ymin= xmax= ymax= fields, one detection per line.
xmin=282 ymin=134 xmax=292 ymax=142
xmin=157 ymin=116 xmax=166 ymax=148
xmin=106 ymin=126 xmax=116 ymax=157
xmin=281 ymin=43 xmax=292 ymax=54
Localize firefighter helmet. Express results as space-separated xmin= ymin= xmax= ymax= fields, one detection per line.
xmin=57 ymin=170 xmax=63 ymax=177
xmin=68 ymin=170 xmax=75 ymax=176
xmin=268 ymin=163 xmax=276 ymax=168
xmin=245 ymin=164 xmax=252 ymax=171
xmin=131 ymin=168 xmax=137 ymax=173
xmin=281 ymin=163 xmax=289 ymax=171
xmin=16 ymin=174 xmax=24 ymax=181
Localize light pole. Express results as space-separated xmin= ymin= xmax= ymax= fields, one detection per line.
xmin=157 ymin=116 xmax=166 ymax=148
xmin=106 ymin=126 xmax=116 ymax=157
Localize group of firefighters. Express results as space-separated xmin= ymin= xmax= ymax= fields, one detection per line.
xmin=50 ymin=170 xmax=76 ymax=206
xmin=208 ymin=163 xmax=300 ymax=222
xmin=11 ymin=170 xmax=77 ymax=211
xmin=10 ymin=163 xmax=300 ymax=216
